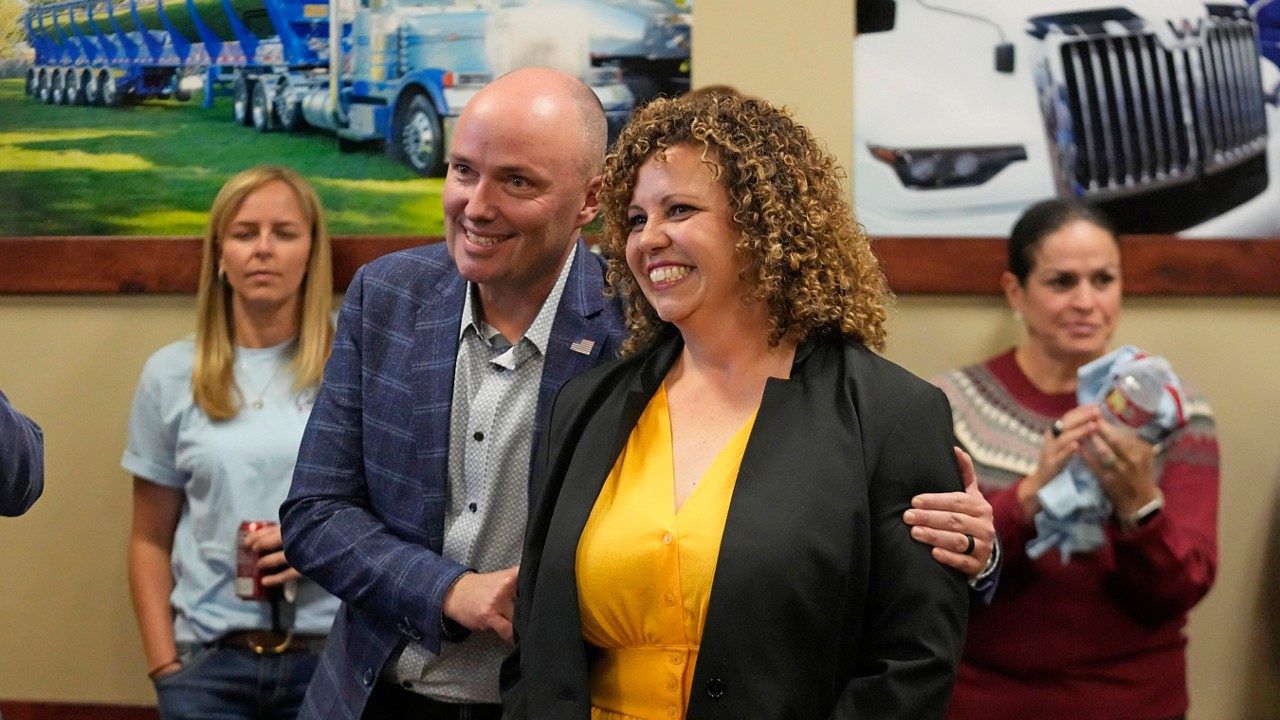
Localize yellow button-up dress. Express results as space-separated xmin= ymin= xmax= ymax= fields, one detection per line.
xmin=575 ymin=385 xmax=757 ymax=720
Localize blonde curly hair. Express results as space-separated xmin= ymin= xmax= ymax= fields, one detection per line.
xmin=599 ymin=92 xmax=891 ymax=356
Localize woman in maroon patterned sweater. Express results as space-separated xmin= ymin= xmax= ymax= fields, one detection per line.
xmin=935 ymin=199 xmax=1218 ymax=720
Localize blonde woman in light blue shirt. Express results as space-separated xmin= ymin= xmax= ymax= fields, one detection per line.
xmin=124 ymin=166 xmax=338 ymax=720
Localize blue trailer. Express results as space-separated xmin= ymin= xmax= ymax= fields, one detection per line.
xmin=23 ymin=0 xmax=651 ymax=175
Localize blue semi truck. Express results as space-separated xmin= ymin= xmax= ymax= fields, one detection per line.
xmin=23 ymin=0 xmax=691 ymax=175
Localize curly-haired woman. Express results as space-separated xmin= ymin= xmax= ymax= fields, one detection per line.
xmin=502 ymin=93 xmax=971 ymax=719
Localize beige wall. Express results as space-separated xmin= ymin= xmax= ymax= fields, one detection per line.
xmin=0 ymin=296 xmax=195 ymax=703
xmin=1 ymin=0 xmax=1277 ymax=717
xmin=693 ymin=0 xmax=854 ymax=173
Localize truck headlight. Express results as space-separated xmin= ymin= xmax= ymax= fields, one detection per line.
xmin=868 ymin=144 xmax=1027 ymax=189
xmin=444 ymin=72 xmax=493 ymax=89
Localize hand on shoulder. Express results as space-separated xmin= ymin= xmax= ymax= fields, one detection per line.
xmin=904 ymin=447 xmax=998 ymax=579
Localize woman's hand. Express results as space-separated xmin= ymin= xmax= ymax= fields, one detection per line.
xmin=1017 ymin=405 xmax=1103 ymax=520
xmin=244 ymin=524 xmax=303 ymax=587
xmin=904 ymin=447 xmax=997 ymax=578
xmin=1081 ymin=419 xmax=1161 ymax=518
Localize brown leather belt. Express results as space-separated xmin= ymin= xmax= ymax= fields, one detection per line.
xmin=215 ymin=630 xmax=327 ymax=655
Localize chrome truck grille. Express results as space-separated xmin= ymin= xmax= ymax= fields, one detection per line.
xmin=1036 ymin=11 xmax=1267 ymax=202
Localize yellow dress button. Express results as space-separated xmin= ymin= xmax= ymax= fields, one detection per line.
xmin=665 ymin=592 xmax=677 ymax=606
xmin=661 ymin=532 xmax=673 ymax=545
xmin=670 ymin=652 xmax=683 ymax=665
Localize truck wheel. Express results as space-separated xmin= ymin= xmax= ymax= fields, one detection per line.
xmin=43 ymin=70 xmax=57 ymax=103
xmin=71 ymin=70 xmax=90 ymax=105
xmin=278 ymin=98 xmax=304 ymax=132
xmin=391 ymin=94 xmax=444 ymax=176
xmin=233 ymin=76 xmax=252 ymax=126
xmin=25 ymin=68 xmax=36 ymax=96
xmin=82 ymin=70 xmax=97 ymax=105
xmin=251 ymin=82 xmax=277 ymax=132
xmin=174 ymin=76 xmax=192 ymax=102
xmin=60 ymin=71 xmax=78 ymax=105
xmin=35 ymin=70 xmax=49 ymax=103
xmin=276 ymin=84 xmax=304 ymax=132
xmin=50 ymin=70 xmax=65 ymax=104
xmin=99 ymin=72 xmax=122 ymax=107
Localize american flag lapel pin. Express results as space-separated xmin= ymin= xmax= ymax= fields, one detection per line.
xmin=569 ymin=338 xmax=595 ymax=355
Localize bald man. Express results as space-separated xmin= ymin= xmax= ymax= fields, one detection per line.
xmin=281 ymin=68 xmax=627 ymax=719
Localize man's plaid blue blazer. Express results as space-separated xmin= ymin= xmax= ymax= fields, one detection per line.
xmin=281 ymin=239 xmax=627 ymax=719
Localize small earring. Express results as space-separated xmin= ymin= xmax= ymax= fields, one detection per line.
xmin=217 ymin=266 xmax=226 ymax=282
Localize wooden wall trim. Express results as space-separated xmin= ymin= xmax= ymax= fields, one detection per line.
xmin=0 ymin=701 xmax=158 ymax=720
xmin=0 ymin=237 xmax=430 ymax=295
xmin=873 ymin=236 xmax=1280 ymax=295
xmin=1 ymin=236 xmax=1278 ymax=296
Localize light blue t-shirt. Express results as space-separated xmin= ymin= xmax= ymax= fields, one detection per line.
xmin=122 ymin=336 xmax=339 ymax=643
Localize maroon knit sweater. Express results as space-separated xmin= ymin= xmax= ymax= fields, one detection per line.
xmin=934 ymin=349 xmax=1219 ymax=720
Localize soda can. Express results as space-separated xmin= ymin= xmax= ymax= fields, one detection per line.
xmin=235 ymin=520 xmax=277 ymax=601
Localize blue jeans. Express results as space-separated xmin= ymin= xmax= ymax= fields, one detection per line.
xmin=153 ymin=644 xmax=321 ymax=720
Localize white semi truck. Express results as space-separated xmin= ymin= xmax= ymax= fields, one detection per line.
xmin=854 ymin=0 xmax=1280 ymax=236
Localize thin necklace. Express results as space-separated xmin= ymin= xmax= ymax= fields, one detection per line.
xmin=244 ymin=356 xmax=286 ymax=410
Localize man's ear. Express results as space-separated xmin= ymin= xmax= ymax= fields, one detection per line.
xmin=576 ymin=174 xmax=603 ymax=229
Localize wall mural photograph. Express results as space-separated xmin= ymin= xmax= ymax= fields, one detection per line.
xmin=2 ymin=0 xmax=691 ymax=237
xmin=853 ymin=0 xmax=1280 ymax=239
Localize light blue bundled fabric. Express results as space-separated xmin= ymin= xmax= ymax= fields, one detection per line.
xmin=1026 ymin=346 xmax=1186 ymax=562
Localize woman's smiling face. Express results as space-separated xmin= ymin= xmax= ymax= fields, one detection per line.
xmin=624 ymin=144 xmax=752 ymax=331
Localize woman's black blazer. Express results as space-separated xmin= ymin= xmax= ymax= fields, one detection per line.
xmin=502 ymin=332 xmax=969 ymax=719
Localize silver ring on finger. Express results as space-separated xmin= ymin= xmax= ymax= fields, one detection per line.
xmin=1051 ymin=419 xmax=1065 ymax=438
xmin=962 ymin=533 xmax=976 ymax=555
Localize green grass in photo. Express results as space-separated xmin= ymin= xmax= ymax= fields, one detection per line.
xmin=0 ymin=78 xmax=445 ymax=236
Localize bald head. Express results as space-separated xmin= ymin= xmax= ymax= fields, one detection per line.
xmin=443 ymin=67 xmax=608 ymax=305
xmin=462 ymin=67 xmax=607 ymax=180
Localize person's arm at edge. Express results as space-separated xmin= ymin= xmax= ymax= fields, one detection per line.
xmin=829 ymin=385 xmax=969 ymax=720
xmin=0 ymin=389 xmax=44 ymax=517
xmin=280 ymin=265 xmax=469 ymax=654
xmin=128 ymin=477 xmax=183 ymax=679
